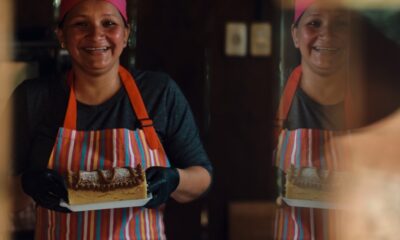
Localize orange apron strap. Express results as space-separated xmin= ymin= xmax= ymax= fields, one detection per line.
xmin=274 ymin=65 xmax=302 ymax=142
xmin=63 ymin=71 xmax=77 ymax=129
xmin=118 ymin=66 xmax=159 ymax=150
xmin=63 ymin=66 xmax=159 ymax=149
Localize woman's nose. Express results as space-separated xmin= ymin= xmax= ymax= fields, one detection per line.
xmin=320 ymin=22 xmax=347 ymax=40
xmin=319 ymin=24 xmax=335 ymax=39
xmin=87 ymin=25 xmax=105 ymax=39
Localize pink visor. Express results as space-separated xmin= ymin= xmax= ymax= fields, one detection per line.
xmin=59 ymin=0 xmax=127 ymax=23
xmin=294 ymin=0 xmax=315 ymax=23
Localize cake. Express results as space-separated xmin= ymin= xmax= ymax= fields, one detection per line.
xmin=285 ymin=166 xmax=347 ymax=201
xmin=67 ymin=164 xmax=147 ymax=205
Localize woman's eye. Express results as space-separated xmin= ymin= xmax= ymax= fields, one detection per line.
xmin=72 ymin=21 xmax=88 ymax=27
xmin=308 ymin=20 xmax=321 ymax=28
xmin=103 ymin=20 xmax=116 ymax=27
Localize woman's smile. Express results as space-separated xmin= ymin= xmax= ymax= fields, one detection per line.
xmin=312 ymin=46 xmax=341 ymax=53
xmin=82 ymin=46 xmax=112 ymax=56
xmin=83 ymin=46 xmax=110 ymax=52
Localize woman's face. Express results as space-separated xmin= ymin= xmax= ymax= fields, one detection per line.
xmin=292 ymin=3 xmax=351 ymax=76
xmin=57 ymin=0 xmax=130 ymax=75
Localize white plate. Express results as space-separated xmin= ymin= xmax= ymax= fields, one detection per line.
xmin=60 ymin=194 xmax=152 ymax=212
xmin=283 ymin=197 xmax=348 ymax=210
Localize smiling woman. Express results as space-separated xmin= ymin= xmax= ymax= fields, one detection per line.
xmin=11 ymin=0 xmax=212 ymax=239
xmin=56 ymin=0 xmax=130 ymax=105
xmin=292 ymin=3 xmax=350 ymax=78
xmin=273 ymin=0 xmax=356 ymax=239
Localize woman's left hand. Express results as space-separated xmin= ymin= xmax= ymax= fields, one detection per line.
xmin=145 ymin=167 xmax=180 ymax=208
xmin=145 ymin=166 xmax=211 ymax=208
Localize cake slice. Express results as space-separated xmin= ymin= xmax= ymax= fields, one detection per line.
xmin=67 ymin=164 xmax=147 ymax=205
xmin=285 ymin=166 xmax=348 ymax=201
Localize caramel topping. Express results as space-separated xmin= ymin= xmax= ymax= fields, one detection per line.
xmin=68 ymin=164 xmax=145 ymax=192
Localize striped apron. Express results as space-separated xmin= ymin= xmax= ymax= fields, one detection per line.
xmin=35 ymin=66 xmax=169 ymax=240
xmin=273 ymin=66 xmax=348 ymax=240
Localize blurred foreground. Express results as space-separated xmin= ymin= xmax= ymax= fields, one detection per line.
xmin=336 ymin=111 xmax=400 ymax=240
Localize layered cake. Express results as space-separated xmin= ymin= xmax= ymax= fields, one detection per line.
xmin=285 ymin=166 xmax=347 ymax=201
xmin=67 ymin=164 xmax=147 ymax=205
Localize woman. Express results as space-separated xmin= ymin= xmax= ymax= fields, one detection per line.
xmin=274 ymin=0 xmax=352 ymax=239
xmin=12 ymin=0 xmax=212 ymax=239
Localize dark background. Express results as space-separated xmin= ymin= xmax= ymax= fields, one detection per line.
xmin=131 ymin=0 xmax=278 ymax=239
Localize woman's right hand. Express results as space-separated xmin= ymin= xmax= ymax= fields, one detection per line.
xmin=21 ymin=169 xmax=70 ymax=213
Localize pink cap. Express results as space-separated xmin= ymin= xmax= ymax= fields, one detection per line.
xmin=294 ymin=0 xmax=315 ymax=23
xmin=59 ymin=0 xmax=127 ymax=23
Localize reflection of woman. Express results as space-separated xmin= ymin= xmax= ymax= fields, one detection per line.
xmin=274 ymin=0 xmax=351 ymax=238
xmin=12 ymin=0 xmax=212 ymax=238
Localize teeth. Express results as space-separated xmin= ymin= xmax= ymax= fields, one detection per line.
xmin=314 ymin=47 xmax=339 ymax=51
xmin=85 ymin=47 xmax=108 ymax=51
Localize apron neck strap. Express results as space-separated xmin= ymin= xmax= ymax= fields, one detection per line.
xmin=64 ymin=71 xmax=77 ymax=130
xmin=273 ymin=66 xmax=301 ymax=146
xmin=63 ymin=66 xmax=159 ymax=149
xmin=275 ymin=65 xmax=302 ymax=128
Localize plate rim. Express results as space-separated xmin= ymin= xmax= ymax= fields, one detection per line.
xmin=60 ymin=194 xmax=152 ymax=212
xmin=282 ymin=197 xmax=348 ymax=209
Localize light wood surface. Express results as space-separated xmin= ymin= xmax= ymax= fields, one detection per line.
xmin=0 ymin=0 xmax=13 ymax=239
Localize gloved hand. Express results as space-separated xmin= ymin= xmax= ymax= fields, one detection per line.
xmin=21 ymin=169 xmax=70 ymax=213
xmin=145 ymin=166 xmax=180 ymax=208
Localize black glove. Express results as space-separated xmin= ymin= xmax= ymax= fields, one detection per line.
xmin=145 ymin=167 xmax=180 ymax=208
xmin=21 ymin=169 xmax=70 ymax=213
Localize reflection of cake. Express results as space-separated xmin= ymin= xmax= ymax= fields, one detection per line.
xmin=67 ymin=164 xmax=147 ymax=205
xmin=285 ymin=166 xmax=347 ymax=201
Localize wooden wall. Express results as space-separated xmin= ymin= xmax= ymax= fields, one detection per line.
xmin=136 ymin=0 xmax=278 ymax=239
xmin=205 ymin=1 xmax=278 ymax=239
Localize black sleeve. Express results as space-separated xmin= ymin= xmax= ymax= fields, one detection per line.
xmin=162 ymin=78 xmax=212 ymax=175
xmin=11 ymin=81 xmax=39 ymax=175
xmin=11 ymin=79 xmax=64 ymax=175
